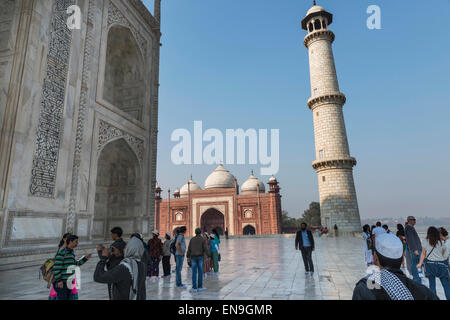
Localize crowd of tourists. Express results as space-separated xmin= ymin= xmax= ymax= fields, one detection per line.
xmin=357 ymin=216 xmax=449 ymax=300
xmin=42 ymin=226 xmax=222 ymax=300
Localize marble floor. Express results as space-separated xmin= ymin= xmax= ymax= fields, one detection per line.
xmin=0 ymin=236 xmax=446 ymax=300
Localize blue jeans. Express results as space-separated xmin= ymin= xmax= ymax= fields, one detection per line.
xmin=175 ymin=254 xmax=184 ymax=286
xmin=428 ymin=276 xmax=450 ymax=300
xmin=191 ymin=256 xmax=204 ymax=289
xmin=410 ymin=252 xmax=421 ymax=283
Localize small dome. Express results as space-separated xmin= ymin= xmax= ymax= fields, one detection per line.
xmin=180 ymin=178 xmax=202 ymax=197
xmin=241 ymin=172 xmax=265 ymax=193
xmin=306 ymin=5 xmax=325 ymax=16
xmin=155 ymin=182 xmax=161 ymax=191
xmin=204 ymin=164 xmax=235 ymax=189
xmin=268 ymin=175 xmax=277 ymax=182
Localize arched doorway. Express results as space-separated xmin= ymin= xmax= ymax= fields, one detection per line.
xmin=201 ymin=209 xmax=225 ymax=235
xmin=94 ymin=138 xmax=141 ymax=239
xmin=243 ymin=225 xmax=256 ymax=235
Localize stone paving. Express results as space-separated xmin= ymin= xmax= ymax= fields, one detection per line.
xmin=0 ymin=236 xmax=446 ymax=300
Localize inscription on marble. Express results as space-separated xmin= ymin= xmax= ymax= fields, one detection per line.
xmin=30 ymin=0 xmax=74 ymax=198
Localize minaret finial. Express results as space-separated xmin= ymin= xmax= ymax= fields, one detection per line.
xmin=313 ymin=0 xmax=316 ymax=6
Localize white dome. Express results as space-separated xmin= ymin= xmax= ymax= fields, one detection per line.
xmin=306 ymin=5 xmax=325 ymax=16
xmin=180 ymin=178 xmax=202 ymax=197
xmin=204 ymin=165 xmax=235 ymax=189
xmin=268 ymin=175 xmax=277 ymax=182
xmin=241 ymin=172 xmax=265 ymax=193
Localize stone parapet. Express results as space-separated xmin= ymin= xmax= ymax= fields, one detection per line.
xmin=304 ymin=29 xmax=335 ymax=48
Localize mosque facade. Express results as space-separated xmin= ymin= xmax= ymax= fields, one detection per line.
xmin=154 ymin=165 xmax=282 ymax=237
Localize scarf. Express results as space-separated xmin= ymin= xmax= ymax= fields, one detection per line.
xmin=368 ymin=269 xmax=414 ymax=300
xmin=120 ymin=237 xmax=144 ymax=300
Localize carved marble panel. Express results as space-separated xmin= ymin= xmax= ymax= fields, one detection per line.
xmin=29 ymin=0 xmax=74 ymax=198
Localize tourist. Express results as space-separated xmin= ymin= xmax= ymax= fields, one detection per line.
xmin=295 ymin=222 xmax=315 ymax=275
xmin=53 ymin=235 xmax=92 ymax=300
xmin=362 ymin=225 xmax=373 ymax=266
xmin=372 ymin=222 xmax=386 ymax=237
xmin=148 ymin=230 xmax=163 ymax=280
xmin=96 ymin=227 xmax=126 ymax=299
xmin=212 ymin=228 xmax=221 ymax=243
xmin=405 ymin=216 xmax=422 ymax=283
xmin=202 ymin=232 xmax=211 ymax=278
xmin=416 ymin=227 xmax=450 ymax=299
xmin=162 ymin=232 xmax=172 ymax=277
xmin=94 ymin=237 xmax=146 ymax=300
xmin=131 ymin=233 xmax=150 ymax=276
xmin=175 ymin=226 xmax=187 ymax=288
xmin=225 ymin=228 xmax=229 ymax=240
xmin=187 ymin=228 xmax=210 ymax=293
xmin=382 ymin=224 xmax=391 ymax=234
xmin=396 ymin=224 xmax=408 ymax=271
xmin=210 ymin=234 xmax=220 ymax=274
xmin=440 ymin=227 xmax=449 ymax=250
xmin=334 ymin=224 xmax=339 ymax=237
xmin=352 ymin=233 xmax=438 ymax=300
xmin=49 ymin=233 xmax=72 ymax=300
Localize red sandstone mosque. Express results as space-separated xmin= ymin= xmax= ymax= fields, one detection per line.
xmin=154 ymin=165 xmax=282 ymax=237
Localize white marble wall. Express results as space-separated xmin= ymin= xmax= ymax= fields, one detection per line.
xmin=0 ymin=0 xmax=161 ymax=264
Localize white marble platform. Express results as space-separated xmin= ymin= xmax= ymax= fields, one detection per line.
xmin=0 ymin=236 xmax=446 ymax=300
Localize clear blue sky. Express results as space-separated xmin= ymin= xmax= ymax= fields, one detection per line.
xmin=142 ymin=0 xmax=450 ymax=219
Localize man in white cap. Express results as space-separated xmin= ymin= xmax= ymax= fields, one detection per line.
xmin=352 ymin=233 xmax=438 ymax=300
xmin=161 ymin=232 xmax=172 ymax=277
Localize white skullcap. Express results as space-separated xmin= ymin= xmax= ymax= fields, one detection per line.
xmin=152 ymin=230 xmax=159 ymax=235
xmin=166 ymin=231 xmax=171 ymax=236
xmin=375 ymin=233 xmax=403 ymax=259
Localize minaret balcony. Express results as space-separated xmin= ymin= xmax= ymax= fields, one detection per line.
xmin=312 ymin=157 xmax=357 ymax=171
xmin=307 ymin=92 xmax=346 ymax=110
xmin=304 ymin=29 xmax=335 ymax=47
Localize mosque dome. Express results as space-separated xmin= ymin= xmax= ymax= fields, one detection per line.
xmin=180 ymin=177 xmax=202 ymax=197
xmin=204 ymin=164 xmax=235 ymax=189
xmin=241 ymin=172 xmax=265 ymax=193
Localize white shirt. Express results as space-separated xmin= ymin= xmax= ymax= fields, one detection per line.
xmin=423 ymin=240 xmax=449 ymax=261
xmin=372 ymin=227 xmax=387 ymax=237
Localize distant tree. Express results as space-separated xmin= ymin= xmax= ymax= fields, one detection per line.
xmin=281 ymin=210 xmax=300 ymax=229
xmin=300 ymin=202 xmax=321 ymax=226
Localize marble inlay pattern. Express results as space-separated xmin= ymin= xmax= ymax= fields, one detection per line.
xmin=29 ymin=0 xmax=74 ymax=198
xmin=98 ymin=120 xmax=144 ymax=163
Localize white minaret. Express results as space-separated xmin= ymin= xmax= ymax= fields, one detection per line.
xmin=302 ymin=2 xmax=361 ymax=235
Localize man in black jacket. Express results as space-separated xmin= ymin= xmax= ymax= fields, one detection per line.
xmin=295 ymin=223 xmax=315 ymax=275
xmin=352 ymin=233 xmax=438 ymax=300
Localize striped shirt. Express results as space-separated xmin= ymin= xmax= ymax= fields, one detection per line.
xmin=53 ymin=247 xmax=88 ymax=283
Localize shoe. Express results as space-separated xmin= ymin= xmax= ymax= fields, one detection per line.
xmin=177 ymin=284 xmax=187 ymax=289
xmin=305 ymin=271 xmax=310 ymax=275
xmin=197 ymin=287 xmax=207 ymax=292
xmin=189 ymin=288 xmax=198 ymax=293
xmin=310 ymin=271 xmax=314 ymax=276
